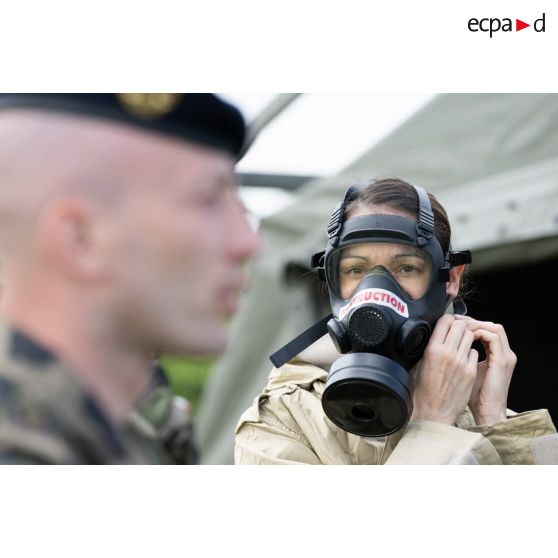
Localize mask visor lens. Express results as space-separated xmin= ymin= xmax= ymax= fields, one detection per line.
xmin=327 ymin=242 xmax=433 ymax=300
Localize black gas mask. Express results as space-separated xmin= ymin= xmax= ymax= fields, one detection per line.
xmin=270 ymin=184 xmax=471 ymax=438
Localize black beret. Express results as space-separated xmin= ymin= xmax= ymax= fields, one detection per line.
xmin=0 ymin=93 xmax=246 ymax=158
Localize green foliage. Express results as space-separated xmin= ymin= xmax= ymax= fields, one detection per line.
xmin=159 ymin=355 xmax=215 ymax=415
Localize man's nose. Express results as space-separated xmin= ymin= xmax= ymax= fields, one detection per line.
xmin=229 ymin=202 xmax=261 ymax=262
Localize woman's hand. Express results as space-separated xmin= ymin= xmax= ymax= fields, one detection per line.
xmin=411 ymin=314 xmax=478 ymax=425
xmin=454 ymin=315 xmax=517 ymax=426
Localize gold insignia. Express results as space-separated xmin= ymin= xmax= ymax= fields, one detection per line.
xmin=116 ymin=93 xmax=183 ymax=119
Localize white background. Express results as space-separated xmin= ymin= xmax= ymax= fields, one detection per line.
xmin=0 ymin=1 xmax=555 ymax=91
xmin=0 ymin=1 xmax=556 ymax=557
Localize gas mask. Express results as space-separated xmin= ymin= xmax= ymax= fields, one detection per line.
xmin=270 ymin=184 xmax=471 ymax=437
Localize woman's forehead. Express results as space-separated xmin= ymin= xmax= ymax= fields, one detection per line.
xmin=348 ymin=203 xmax=415 ymax=220
xmin=341 ymin=242 xmax=426 ymax=259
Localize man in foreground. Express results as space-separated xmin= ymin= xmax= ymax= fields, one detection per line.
xmin=0 ymin=94 xmax=259 ymax=464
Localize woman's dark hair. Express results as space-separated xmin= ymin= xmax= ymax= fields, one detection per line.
xmin=344 ymin=177 xmax=452 ymax=254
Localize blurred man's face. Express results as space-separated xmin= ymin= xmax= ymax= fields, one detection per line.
xmin=0 ymin=110 xmax=258 ymax=359
xmin=107 ymin=133 xmax=259 ymax=356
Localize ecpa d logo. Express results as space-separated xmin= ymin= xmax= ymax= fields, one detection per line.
xmin=468 ymin=13 xmax=546 ymax=37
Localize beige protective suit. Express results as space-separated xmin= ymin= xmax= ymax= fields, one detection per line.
xmin=235 ymin=334 xmax=558 ymax=464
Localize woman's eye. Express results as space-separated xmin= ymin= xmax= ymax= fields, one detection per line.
xmin=392 ymin=264 xmax=420 ymax=276
xmin=343 ymin=267 xmax=365 ymax=276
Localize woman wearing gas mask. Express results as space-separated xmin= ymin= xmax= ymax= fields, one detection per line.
xmin=235 ymin=178 xmax=557 ymax=464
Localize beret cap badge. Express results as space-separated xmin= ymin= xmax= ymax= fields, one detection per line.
xmin=116 ymin=93 xmax=184 ymax=119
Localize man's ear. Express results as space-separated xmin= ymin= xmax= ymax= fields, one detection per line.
xmin=37 ymin=197 xmax=109 ymax=281
xmin=446 ymin=264 xmax=465 ymax=298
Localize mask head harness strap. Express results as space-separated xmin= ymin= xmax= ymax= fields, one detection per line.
xmin=327 ymin=184 xmax=362 ymax=248
xmin=414 ymin=185 xmax=435 ymax=247
xmin=329 ymin=183 xmax=436 ymax=247
xmin=413 ymin=185 xmax=471 ymax=294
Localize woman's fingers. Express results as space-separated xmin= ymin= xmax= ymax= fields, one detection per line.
xmin=442 ymin=318 xmax=467 ymax=352
xmin=454 ymin=315 xmax=511 ymax=351
xmin=430 ymin=314 xmax=457 ymax=345
xmin=472 ymin=328 xmax=504 ymax=359
xmin=430 ymin=316 xmax=476 ymax=365
xmin=467 ymin=346 xmax=479 ymax=366
xmin=452 ymin=315 xmax=516 ymax=425
xmin=454 ymin=315 xmax=516 ymax=367
xmin=457 ymin=328 xmax=475 ymax=358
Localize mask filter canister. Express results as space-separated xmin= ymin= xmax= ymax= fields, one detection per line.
xmin=322 ymin=352 xmax=413 ymax=437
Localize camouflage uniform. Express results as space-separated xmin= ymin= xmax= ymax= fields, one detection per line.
xmin=135 ymin=363 xmax=199 ymax=465
xmin=0 ymin=322 xmax=171 ymax=464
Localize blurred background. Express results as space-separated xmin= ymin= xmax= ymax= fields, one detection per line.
xmin=161 ymin=93 xmax=558 ymax=463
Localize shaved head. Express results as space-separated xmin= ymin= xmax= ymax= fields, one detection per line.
xmin=0 ymin=109 xmax=225 ymax=270
xmin=0 ymin=110 xmax=134 ymax=258
xmin=0 ymin=110 xmax=126 ymax=209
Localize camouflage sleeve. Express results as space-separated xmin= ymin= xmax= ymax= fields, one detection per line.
xmin=0 ymin=423 xmax=78 ymax=464
xmin=136 ymin=385 xmax=199 ymax=464
xmin=0 ymin=450 xmax=51 ymax=464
